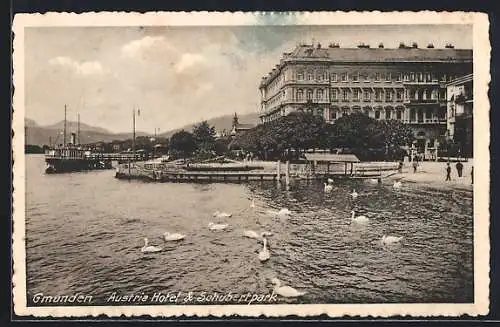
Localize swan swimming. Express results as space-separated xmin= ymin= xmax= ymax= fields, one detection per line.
xmin=271 ymin=278 xmax=306 ymax=297
xmin=213 ymin=210 xmax=232 ymax=218
xmin=324 ymin=183 xmax=333 ymax=192
xmin=327 ymin=178 xmax=334 ymax=184
xmin=351 ymin=189 xmax=359 ymax=199
xmin=250 ymin=199 xmax=255 ymax=209
xmin=163 ymin=232 xmax=186 ymax=241
xmin=258 ymin=237 xmax=270 ymax=262
xmin=141 ymin=238 xmax=162 ymax=253
xmin=350 ymin=210 xmax=369 ymax=224
xmin=381 ymin=235 xmax=403 ymax=245
xmin=261 ymin=231 xmax=274 ymax=237
xmin=208 ymin=222 xmax=228 ymax=231
xmin=393 ymin=181 xmax=402 ymax=189
xmin=243 ymin=230 xmax=261 ymax=239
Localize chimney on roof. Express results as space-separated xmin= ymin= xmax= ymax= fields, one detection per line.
xmin=378 ymin=43 xmax=384 ymax=48
xmin=427 ymin=43 xmax=435 ymax=48
xmin=399 ymin=42 xmax=407 ymax=49
xmin=412 ymin=42 xmax=418 ymax=48
xmin=445 ymin=43 xmax=455 ymax=49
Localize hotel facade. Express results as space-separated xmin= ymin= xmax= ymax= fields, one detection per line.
xmin=259 ymin=42 xmax=472 ymax=158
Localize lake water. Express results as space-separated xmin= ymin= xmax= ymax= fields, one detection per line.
xmin=25 ymin=154 xmax=474 ymax=305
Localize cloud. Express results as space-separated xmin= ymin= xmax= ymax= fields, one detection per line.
xmin=175 ymin=53 xmax=207 ymax=73
xmin=121 ymin=36 xmax=168 ymax=58
xmin=49 ymin=56 xmax=104 ymax=76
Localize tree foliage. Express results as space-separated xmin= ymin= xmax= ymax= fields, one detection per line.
xmin=169 ymin=130 xmax=196 ymax=158
xmin=192 ymin=120 xmax=216 ymax=153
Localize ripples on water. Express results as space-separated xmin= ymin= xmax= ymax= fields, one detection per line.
xmin=25 ymin=155 xmax=473 ymax=305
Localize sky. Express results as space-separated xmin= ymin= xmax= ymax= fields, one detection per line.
xmin=24 ymin=22 xmax=472 ymax=133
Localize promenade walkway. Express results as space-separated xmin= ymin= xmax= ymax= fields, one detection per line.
xmin=389 ymin=160 xmax=474 ymax=191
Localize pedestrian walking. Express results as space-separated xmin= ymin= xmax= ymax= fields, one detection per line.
xmin=398 ymin=160 xmax=403 ymax=173
xmin=456 ymin=161 xmax=464 ymax=177
xmin=445 ymin=162 xmax=451 ymax=181
xmin=412 ymin=160 xmax=418 ymax=173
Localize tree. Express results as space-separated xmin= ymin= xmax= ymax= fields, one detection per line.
xmin=376 ymin=119 xmax=415 ymax=159
xmin=169 ymin=130 xmax=196 ymax=159
xmin=192 ymin=121 xmax=216 ymax=153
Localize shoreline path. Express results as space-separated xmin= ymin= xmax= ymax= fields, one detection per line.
xmin=389 ymin=160 xmax=474 ymax=192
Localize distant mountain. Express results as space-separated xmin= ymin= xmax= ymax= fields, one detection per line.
xmin=24 ymin=111 xmax=261 ymax=146
xmin=43 ymin=120 xmax=112 ymax=134
xmin=159 ymin=112 xmax=260 ymax=138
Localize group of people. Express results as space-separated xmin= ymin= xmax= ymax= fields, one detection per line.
xmin=446 ymin=161 xmax=473 ymax=184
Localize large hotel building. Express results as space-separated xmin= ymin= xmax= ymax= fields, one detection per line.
xmin=259 ymin=42 xmax=472 ymax=158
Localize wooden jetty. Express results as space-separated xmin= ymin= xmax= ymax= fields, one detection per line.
xmin=114 ymin=155 xmax=400 ymax=184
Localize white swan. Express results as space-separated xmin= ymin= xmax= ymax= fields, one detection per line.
xmin=258 ymin=237 xmax=270 ymax=262
xmin=381 ymin=235 xmax=403 ymax=245
xmin=350 ymin=210 xmax=369 ymax=224
xmin=351 ymin=189 xmax=359 ymax=199
xmin=271 ymin=278 xmax=306 ymax=297
xmin=243 ymin=230 xmax=261 ymax=239
xmin=393 ymin=181 xmax=402 ymax=189
xmin=327 ymin=178 xmax=334 ymax=184
xmin=213 ymin=210 xmax=232 ymax=218
xmin=141 ymin=238 xmax=162 ymax=253
xmin=250 ymin=199 xmax=255 ymax=209
xmin=324 ymin=183 xmax=333 ymax=192
xmin=261 ymin=231 xmax=274 ymax=237
xmin=163 ymin=232 xmax=186 ymax=241
xmin=208 ymin=222 xmax=228 ymax=231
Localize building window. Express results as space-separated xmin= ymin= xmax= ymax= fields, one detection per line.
xmin=375 ymin=89 xmax=383 ymax=101
xmin=404 ymin=73 xmax=409 ymax=82
xmin=363 ymin=89 xmax=371 ymax=101
xmin=317 ymin=89 xmax=324 ymax=101
xmin=410 ymin=109 xmax=416 ymax=121
xmin=331 ymin=73 xmax=338 ymax=82
xmin=440 ymin=89 xmax=446 ymax=100
xmin=375 ymin=73 xmax=381 ymax=82
xmin=307 ymin=72 xmax=313 ymax=81
xmin=331 ymin=89 xmax=338 ymax=101
xmin=426 ymin=108 xmax=432 ymax=119
xmin=396 ymin=73 xmax=402 ymax=82
xmin=441 ymin=73 xmax=447 ymax=82
xmin=331 ymin=110 xmax=337 ymax=120
xmin=342 ymin=108 xmax=349 ymax=116
xmin=385 ymin=108 xmax=391 ymax=120
xmin=375 ymin=110 xmax=380 ymax=119
xmin=385 ymin=89 xmax=393 ymax=101
xmin=307 ymin=89 xmax=313 ymax=100
xmin=352 ymin=73 xmax=359 ymax=82
xmin=317 ymin=71 xmax=323 ymax=81
xmin=324 ymin=71 xmax=329 ymax=81
xmin=353 ymin=89 xmax=360 ymax=101
xmin=396 ymin=89 xmax=404 ymax=101
xmin=297 ymin=71 xmax=304 ymax=80
xmin=410 ymin=73 xmax=415 ymax=81
xmin=341 ymin=73 xmax=348 ymax=82
xmin=342 ymin=89 xmax=349 ymax=101
xmin=364 ymin=73 xmax=370 ymax=82
xmin=297 ymin=89 xmax=303 ymax=101
xmin=396 ymin=109 xmax=402 ymax=120
xmin=385 ymin=73 xmax=391 ymax=82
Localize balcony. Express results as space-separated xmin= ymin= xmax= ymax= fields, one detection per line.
xmin=404 ymin=98 xmax=445 ymax=105
xmin=402 ymin=80 xmax=440 ymax=86
xmin=404 ymin=118 xmax=447 ymax=124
